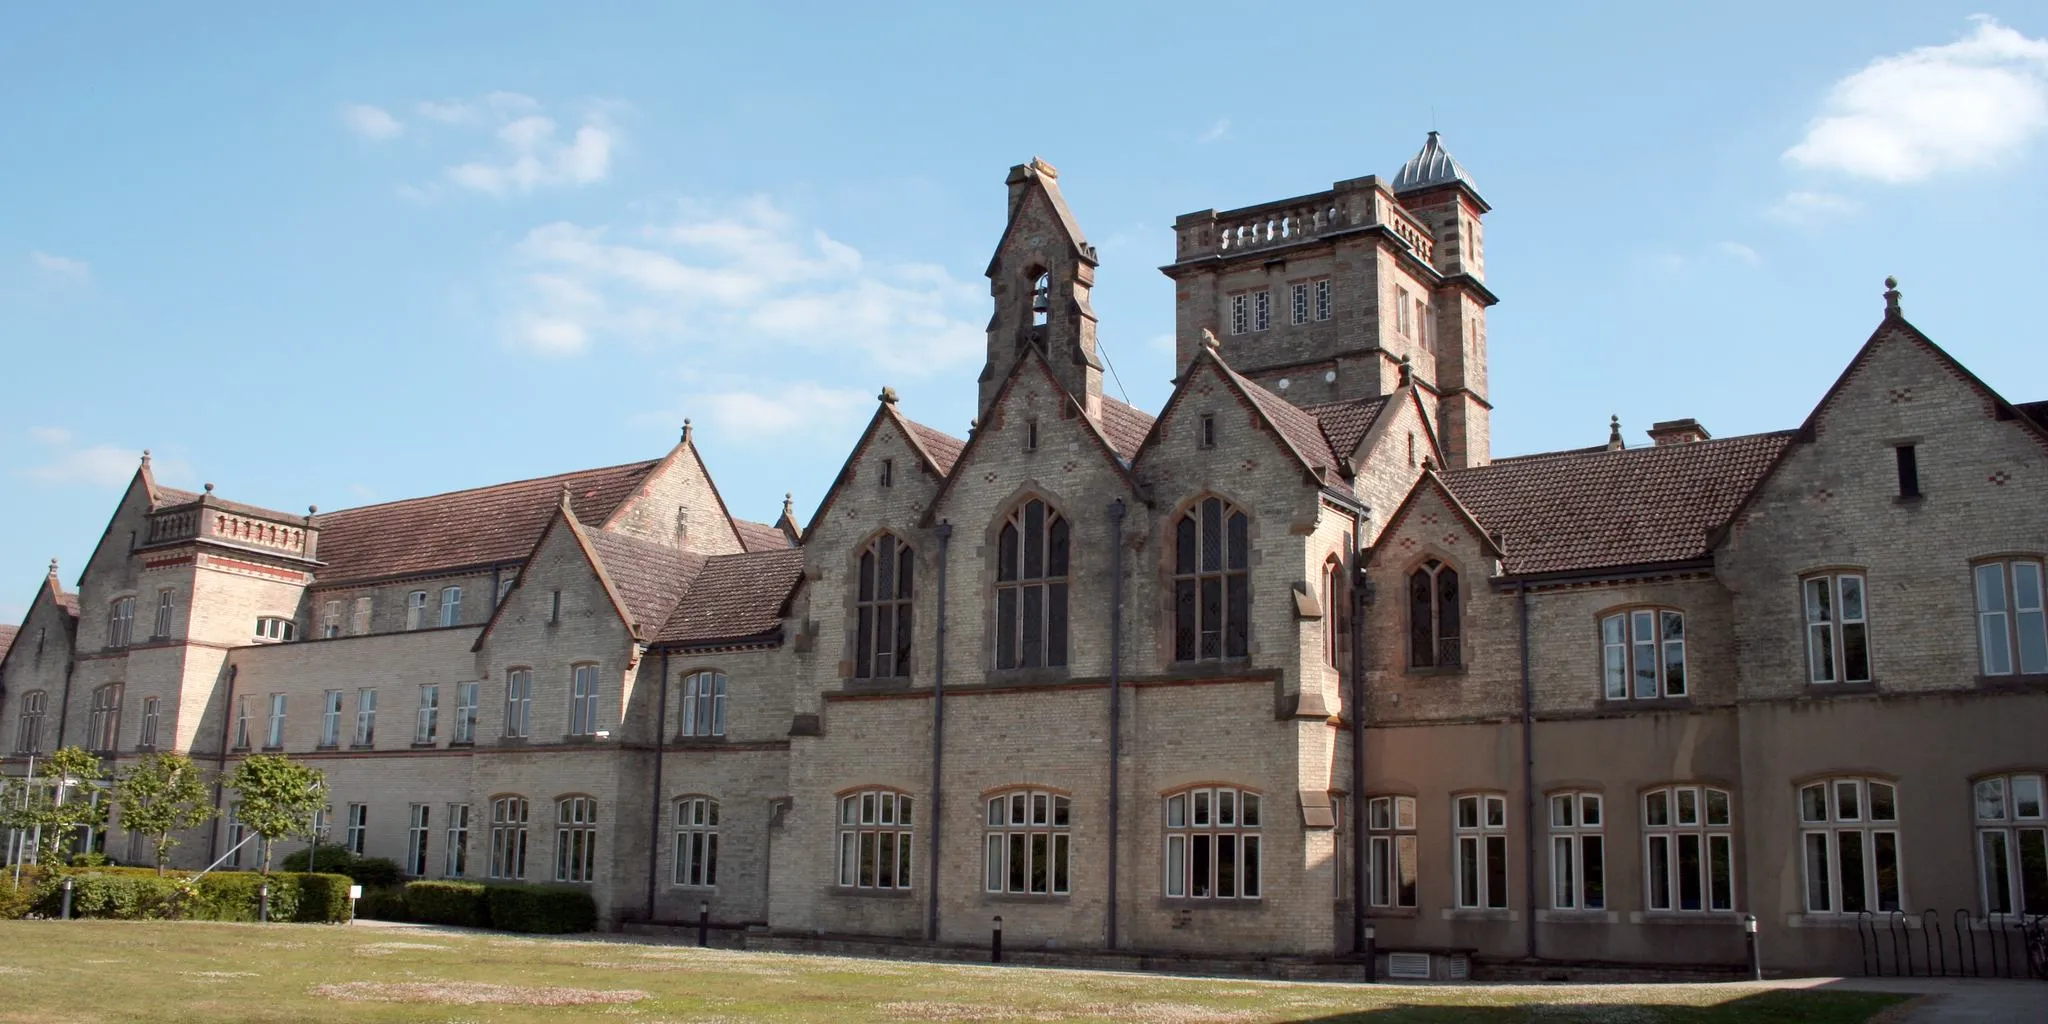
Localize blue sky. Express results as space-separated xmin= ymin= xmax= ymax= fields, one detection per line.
xmin=4 ymin=3 xmax=2046 ymax=623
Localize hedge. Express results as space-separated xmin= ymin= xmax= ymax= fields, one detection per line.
xmin=485 ymin=883 xmax=597 ymax=934
xmin=355 ymin=885 xmax=410 ymax=922
xmin=403 ymin=880 xmax=490 ymax=928
xmin=277 ymin=849 xmax=402 ymax=888
xmin=10 ymin=868 xmax=353 ymax=923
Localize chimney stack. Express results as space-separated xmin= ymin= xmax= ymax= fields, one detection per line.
xmin=1646 ymin=418 xmax=1711 ymax=446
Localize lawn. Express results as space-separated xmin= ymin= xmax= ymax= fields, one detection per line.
xmin=0 ymin=920 xmax=1903 ymax=1023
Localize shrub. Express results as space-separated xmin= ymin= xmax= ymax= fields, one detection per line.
xmin=344 ymin=857 xmax=403 ymax=888
xmin=355 ymin=885 xmax=411 ymax=922
xmin=280 ymin=846 xmax=356 ymax=874
xmin=404 ymin=880 xmax=490 ymax=928
xmin=292 ymin=872 xmax=355 ymax=923
xmin=485 ymin=884 xmax=597 ymax=934
xmin=0 ymin=873 xmax=34 ymax=919
xmin=18 ymin=868 xmax=350 ymax=923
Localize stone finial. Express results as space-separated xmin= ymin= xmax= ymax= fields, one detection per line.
xmin=308 ymin=505 xmax=318 ymax=516
xmin=878 ymin=386 xmax=899 ymax=405
xmin=560 ymin=483 xmax=574 ymax=509
xmin=1029 ymin=156 xmax=1058 ymax=180
xmin=1607 ymin=415 xmax=1624 ymax=451
xmin=203 ymin=482 xmax=215 ymax=493
xmin=48 ymin=557 xmax=59 ymax=576
xmin=140 ymin=449 xmax=151 ymax=466
xmin=1884 ymin=276 xmax=1901 ymax=317
xmin=782 ymin=492 xmax=795 ymax=518
xmin=1398 ymin=354 xmax=1413 ymax=387
xmin=1199 ymin=328 xmax=1220 ymax=352
xmin=680 ymin=419 xmax=693 ymax=445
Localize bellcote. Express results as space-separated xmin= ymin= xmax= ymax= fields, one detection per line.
xmin=980 ymin=158 xmax=1104 ymax=423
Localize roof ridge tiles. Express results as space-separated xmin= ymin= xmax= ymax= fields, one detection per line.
xmin=318 ymin=457 xmax=662 ymax=518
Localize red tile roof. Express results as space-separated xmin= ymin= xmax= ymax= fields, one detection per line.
xmin=733 ymin=519 xmax=794 ymax=553
xmin=313 ymin=460 xmax=661 ymax=586
xmin=55 ymin=590 xmax=79 ymax=618
xmin=0 ymin=624 xmax=16 ymax=663
xmin=585 ymin=529 xmax=706 ymax=634
xmin=903 ymin=418 xmax=966 ymax=475
xmin=653 ymin=548 xmax=804 ymax=648
xmin=153 ymin=487 xmax=202 ymax=509
xmin=1304 ymin=395 xmax=1393 ymax=463
xmin=1443 ymin=432 xmax=1794 ymax=575
xmin=1210 ymin=361 xmax=1339 ymax=476
xmin=1100 ymin=397 xmax=1156 ymax=461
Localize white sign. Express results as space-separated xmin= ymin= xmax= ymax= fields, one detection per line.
xmin=349 ymin=885 xmax=363 ymax=900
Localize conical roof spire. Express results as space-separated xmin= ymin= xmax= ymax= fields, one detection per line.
xmin=1391 ymin=130 xmax=1480 ymax=197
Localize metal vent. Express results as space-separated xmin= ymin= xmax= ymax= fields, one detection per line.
xmin=1387 ymin=952 xmax=1432 ymax=979
xmin=1446 ymin=954 xmax=1470 ymax=980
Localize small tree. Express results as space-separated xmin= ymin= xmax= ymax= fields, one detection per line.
xmin=111 ymin=752 xmax=216 ymax=875
xmin=226 ymin=754 xmax=327 ymax=875
xmin=0 ymin=747 xmax=109 ymax=867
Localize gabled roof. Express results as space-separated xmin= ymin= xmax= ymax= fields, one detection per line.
xmin=1204 ymin=354 xmax=1340 ymax=478
xmin=985 ymin=158 xmax=1096 ymax=277
xmin=801 ymin=398 xmax=968 ymax=540
xmin=1371 ymin=467 xmax=1505 ymax=564
xmin=1303 ymin=395 xmax=1394 ymax=466
xmin=1444 ymin=432 xmax=1793 ymax=575
xmin=585 ymin=529 xmax=706 ymax=633
xmin=1391 ymin=130 xmax=1482 ymax=201
xmin=2017 ymin=400 xmax=2048 ymax=428
xmin=901 ymin=415 xmax=967 ymax=476
xmin=653 ymin=548 xmax=804 ymax=648
xmin=1100 ymin=396 xmax=1156 ymax=461
xmin=733 ymin=519 xmax=794 ymax=553
xmin=313 ymin=459 xmax=661 ymax=586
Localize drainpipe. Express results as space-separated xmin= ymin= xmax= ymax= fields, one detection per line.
xmin=1349 ymin=509 xmax=1370 ymax=958
xmin=927 ymin=521 xmax=952 ymax=942
xmin=646 ymin=648 xmax=669 ymax=922
xmin=1106 ymin=499 xmax=1126 ymax=951
xmin=53 ymin=659 xmax=76 ymax=749
xmin=1518 ymin=581 xmax=1537 ymax=960
xmin=207 ymin=664 xmax=237 ymax=863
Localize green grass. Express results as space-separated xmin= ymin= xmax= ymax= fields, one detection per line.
xmin=0 ymin=920 xmax=1903 ymax=1023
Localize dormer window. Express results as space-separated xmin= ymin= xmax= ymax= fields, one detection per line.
xmin=254 ymin=617 xmax=297 ymax=643
xmin=406 ymin=591 xmax=429 ymax=630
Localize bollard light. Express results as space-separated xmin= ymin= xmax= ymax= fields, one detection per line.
xmin=1743 ymin=914 xmax=1757 ymax=934
xmin=991 ymin=915 xmax=1004 ymax=964
xmin=1363 ymin=923 xmax=1378 ymax=984
xmin=1742 ymin=913 xmax=1761 ymax=981
xmin=696 ymin=900 xmax=711 ymax=948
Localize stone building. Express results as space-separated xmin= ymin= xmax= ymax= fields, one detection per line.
xmin=3 ymin=134 xmax=2044 ymax=978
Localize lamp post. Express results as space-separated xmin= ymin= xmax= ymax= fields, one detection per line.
xmin=1743 ymin=913 xmax=1761 ymax=981
xmin=1364 ymin=923 xmax=1378 ymax=983
xmin=991 ymin=915 xmax=1003 ymax=963
xmin=697 ymin=900 xmax=710 ymax=947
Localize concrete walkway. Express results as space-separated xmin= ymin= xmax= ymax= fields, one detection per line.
xmin=1767 ymin=977 xmax=2047 ymax=1022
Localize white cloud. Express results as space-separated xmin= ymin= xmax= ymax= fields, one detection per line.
xmin=30 ymin=251 xmax=89 ymax=281
xmin=500 ymin=195 xmax=984 ymax=374
xmin=444 ymin=111 xmax=615 ymax=197
xmin=687 ymin=382 xmax=874 ymax=448
xmin=1716 ymin=241 xmax=1762 ymax=265
xmin=1785 ymin=17 xmax=2048 ymax=182
xmin=341 ymin=103 xmax=403 ymax=140
xmin=17 ymin=428 xmax=153 ymax=488
xmin=1198 ymin=118 xmax=1230 ymax=144
xmin=1767 ymin=189 xmax=1862 ymax=225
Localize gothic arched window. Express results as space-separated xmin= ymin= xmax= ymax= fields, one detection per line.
xmin=996 ymin=499 xmax=1069 ymax=670
xmin=1409 ymin=559 xmax=1461 ymax=668
xmin=1325 ymin=557 xmax=1347 ymax=670
xmin=1174 ymin=497 xmax=1249 ymax=662
xmin=856 ymin=534 xmax=913 ymax=679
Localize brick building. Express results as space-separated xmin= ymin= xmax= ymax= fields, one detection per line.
xmin=4 ymin=135 xmax=2044 ymax=978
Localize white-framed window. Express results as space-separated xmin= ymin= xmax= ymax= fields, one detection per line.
xmin=1643 ymin=785 xmax=1734 ymax=912
xmin=139 ymin=696 xmax=159 ymax=749
xmin=406 ymin=804 xmax=430 ymax=877
xmin=86 ymin=684 xmax=123 ymax=753
xmin=1799 ymin=777 xmax=1901 ymax=914
xmin=445 ymin=803 xmax=470 ymax=878
xmin=405 ymin=591 xmax=428 ymax=630
xmin=345 ymin=803 xmax=368 ymax=856
xmin=321 ymin=601 xmax=342 ymax=638
xmin=1975 ymin=560 xmax=2047 ymax=677
xmin=11 ymin=690 xmax=45 ymax=755
xmin=265 ymin=693 xmax=286 ymax=749
xmin=1290 ymin=282 xmax=1309 ymax=325
xmin=439 ymin=586 xmax=463 ymax=627
xmin=985 ymin=789 xmax=1071 ymax=895
xmin=1164 ymin=786 xmax=1262 ymax=900
xmin=1252 ymin=289 xmax=1271 ymax=331
xmin=1395 ymin=287 xmax=1414 ymax=337
xmin=1974 ymin=773 xmax=2047 ymax=915
xmin=415 ymin=685 xmax=439 ymax=744
xmin=454 ymin=682 xmax=479 ymax=744
xmin=350 ymin=596 xmax=372 ymax=635
xmin=1409 ymin=559 xmax=1461 ymax=669
xmin=1367 ymin=795 xmax=1418 ymax=909
xmin=1230 ymin=293 xmax=1249 ymax=335
xmin=554 ymin=796 xmax=598 ymax=883
xmin=1314 ymin=279 xmax=1331 ymax=321
xmin=674 ymin=796 xmax=719 ymax=887
xmin=1602 ymin=609 xmax=1687 ymax=700
xmin=227 ymin=802 xmax=247 ymax=868
xmin=680 ymin=671 xmax=726 ymax=738
xmin=495 ymin=571 xmax=517 ymax=607
xmin=319 ymin=689 xmax=342 ymax=747
xmin=1173 ymin=496 xmax=1251 ymax=662
xmin=1550 ymin=792 xmax=1605 ymax=910
xmin=488 ymin=796 xmax=528 ymax=880
xmin=855 ymin=534 xmax=914 ymax=679
xmin=569 ymin=664 xmax=600 ymax=736
xmin=353 ymin=688 xmax=377 ymax=746
xmin=253 ymin=616 xmax=296 ymax=642
xmin=107 ymin=596 xmax=135 ymax=648
xmin=995 ymin=498 xmax=1069 ymax=670
xmin=1454 ymin=793 xmax=1508 ymax=910
xmin=837 ymin=789 xmax=914 ymax=890
xmin=1803 ymin=573 xmax=1872 ymax=685
xmin=152 ymin=588 xmax=174 ymax=638
xmin=233 ymin=694 xmax=252 ymax=750
xmin=504 ymin=668 xmax=532 ymax=738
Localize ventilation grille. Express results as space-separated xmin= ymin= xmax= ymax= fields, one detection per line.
xmin=1446 ymin=954 xmax=1470 ymax=980
xmin=1387 ymin=952 xmax=1432 ymax=979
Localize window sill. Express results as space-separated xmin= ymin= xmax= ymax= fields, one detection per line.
xmin=1364 ymin=907 xmax=1420 ymax=920
xmin=982 ymin=667 xmax=1074 ymax=687
xmin=1439 ymin=908 xmax=1517 ymax=922
xmin=1629 ymin=910 xmax=1741 ymax=926
xmin=1157 ymin=897 xmax=1266 ymax=911
xmin=831 ymin=886 xmax=916 ymax=901
xmin=1601 ymin=696 xmax=1693 ymax=711
xmin=1975 ymin=674 xmax=2048 ymax=692
xmin=348 ymin=744 xmax=375 ymax=751
xmin=411 ymin=742 xmax=439 ymax=750
xmin=561 ymin=734 xmax=607 ymax=745
xmin=1537 ymin=909 xmax=1618 ymax=924
xmin=261 ymin=745 xmax=284 ymax=753
xmin=671 ymin=736 xmax=729 ymax=749
xmin=448 ymin=740 xmax=475 ymax=748
xmin=839 ymin=676 xmax=914 ymax=695
xmin=499 ymin=735 xmax=530 ymax=745
xmin=979 ymin=891 xmax=1071 ymax=905
xmin=1805 ymin=681 xmax=1879 ymax=695
xmin=315 ymin=743 xmax=338 ymax=751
